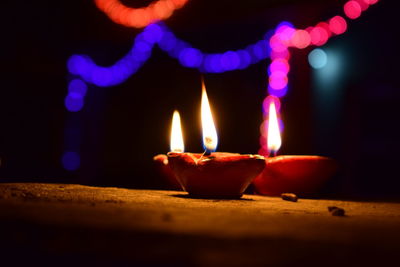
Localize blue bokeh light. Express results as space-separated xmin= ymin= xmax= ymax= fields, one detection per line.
xmin=220 ymin=51 xmax=240 ymax=71
xmin=237 ymin=50 xmax=251 ymax=69
xmin=62 ymin=151 xmax=80 ymax=171
xmin=308 ymin=48 xmax=328 ymax=69
xmin=158 ymin=31 xmax=177 ymax=52
xmin=179 ymin=48 xmax=203 ymax=67
xmin=142 ymin=23 xmax=163 ymax=43
xmin=68 ymin=79 xmax=88 ymax=97
xmin=206 ymin=54 xmax=224 ymax=73
xmin=65 ymin=94 xmax=84 ymax=112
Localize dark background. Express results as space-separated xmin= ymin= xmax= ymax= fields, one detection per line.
xmin=1 ymin=0 xmax=399 ymax=198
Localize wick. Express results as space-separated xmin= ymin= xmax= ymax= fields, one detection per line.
xmin=198 ymin=149 xmax=211 ymax=161
xmin=268 ymin=150 xmax=277 ymax=158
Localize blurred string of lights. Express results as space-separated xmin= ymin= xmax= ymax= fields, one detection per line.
xmin=259 ymin=0 xmax=378 ymax=155
xmin=63 ymin=0 xmax=379 ymax=170
xmin=94 ymin=0 xmax=189 ymax=28
xmin=66 ymin=22 xmax=271 ymax=89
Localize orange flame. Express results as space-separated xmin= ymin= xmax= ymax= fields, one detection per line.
xmin=201 ymin=82 xmax=218 ymax=152
xmin=170 ymin=110 xmax=184 ymax=152
xmin=267 ymin=102 xmax=281 ymax=154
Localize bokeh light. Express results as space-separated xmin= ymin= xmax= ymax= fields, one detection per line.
xmin=308 ymin=48 xmax=328 ymax=69
xmin=269 ymin=35 xmax=287 ymax=53
xmin=143 ymin=23 xmax=164 ymax=43
xmin=237 ymin=50 xmax=251 ymax=69
xmin=275 ymin=22 xmax=296 ymax=46
xmin=309 ymin=26 xmax=329 ymax=46
xmin=179 ymin=48 xmax=203 ymax=67
xmin=62 ymin=151 xmax=80 ymax=171
xmin=329 ymin=16 xmax=347 ymax=35
xmin=344 ymin=1 xmax=362 ymax=19
xmin=268 ymin=59 xmax=290 ymax=75
xmin=220 ymin=51 xmax=241 ymax=71
xmin=68 ymin=79 xmax=88 ymax=97
xmin=291 ymin=30 xmax=311 ymax=49
xmin=65 ymin=94 xmax=84 ymax=112
xmin=269 ymin=71 xmax=288 ymax=90
xmin=314 ymin=49 xmax=342 ymax=83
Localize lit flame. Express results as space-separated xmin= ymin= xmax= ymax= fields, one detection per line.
xmin=170 ymin=110 xmax=184 ymax=152
xmin=201 ymin=82 xmax=218 ymax=152
xmin=267 ymin=102 xmax=281 ymax=154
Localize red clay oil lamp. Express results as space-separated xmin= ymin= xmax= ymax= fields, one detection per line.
xmin=253 ymin=101 xmax=337 ymax=196
xmin=167 ymin=82 xmax=266 ymax=199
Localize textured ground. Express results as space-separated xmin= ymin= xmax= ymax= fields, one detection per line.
xmin=0 ymin=183 xmax=399 ymax=266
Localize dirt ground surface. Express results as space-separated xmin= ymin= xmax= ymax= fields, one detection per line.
xmin=1 ymin=183 xmax=399 ymax=266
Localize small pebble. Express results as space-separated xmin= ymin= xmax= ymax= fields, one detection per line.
xmin=328 ymin=206 xmax=345 ymax=216
xmin=281 ymin=193 xmax=298 ymax=202
xmin=328 ymin=206 xmax=338 ymax=212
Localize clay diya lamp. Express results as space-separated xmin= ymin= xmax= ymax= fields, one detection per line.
xmin=164 ymin=83 xmax=265 ymax=198
xmin=153 ymin=154 xmax=181 ymax=190
xmin=253 ymin=101 xmax=337 ymax=196
xmin=253 ymin=155 xmax=337 ymax=196
xmin=168 ymin=152 xmax=265 ymax=198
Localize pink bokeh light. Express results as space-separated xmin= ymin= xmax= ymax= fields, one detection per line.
xmin=329 ymin=16 xmax=347 ymax=35
xmin=269 ymin=59 xmax=290 ymax=74
xmin=344 ymin=1 xmax=362 ymax=19
xmin=269 ymin=71 xmax=288 ymax=90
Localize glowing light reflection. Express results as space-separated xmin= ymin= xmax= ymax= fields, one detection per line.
xmin=308 ymin=48 xmax=328 ymax=69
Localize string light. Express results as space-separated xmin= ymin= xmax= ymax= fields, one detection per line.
xmin=94 ymin=0 xmax=189 ymax=28
xmin=67 ymin=22 xmax=271 ymax=87
xmin=258 ymin=0 xmax=379 ymax=154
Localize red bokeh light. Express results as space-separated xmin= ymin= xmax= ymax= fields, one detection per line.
xmin=309 ymin=26 xmax=329 ymax=46
xmin=329 ymin=16 xmax=347 ymax=35
xmin=344 ymin=1 xmax=362 ymax=19
xmin=290 ymin=30 xmax=311 ymax=49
